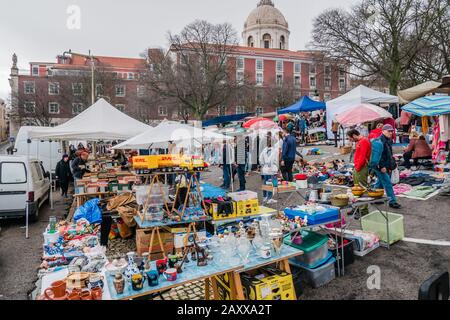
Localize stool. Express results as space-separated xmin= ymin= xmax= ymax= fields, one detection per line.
xmin=418 ymin=271 xmax=449 ymax=300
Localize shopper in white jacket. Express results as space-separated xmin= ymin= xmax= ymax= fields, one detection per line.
xmin=259 ymin=132 xmax=279 ymax=204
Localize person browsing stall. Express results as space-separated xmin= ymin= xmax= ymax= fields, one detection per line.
xmin=368 ymin=123 xmax=384 ymax=140
xmin=259 ymin=132 xmax=279 ymax=204
xmin=71 ymin=151 xmax=91 ymax=180
xmin=55 ymin=154 xmax=72 ymax=198
xmin=281 ymin=126 xmax=297 ymax=182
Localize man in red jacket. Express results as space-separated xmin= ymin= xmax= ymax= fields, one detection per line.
xmin=368 ymin=123 xmax=383 ymax=140
xmin=347 ymin=129 xmax=372 ymax=216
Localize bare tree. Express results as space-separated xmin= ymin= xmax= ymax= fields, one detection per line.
xmin=140 ymin=20 xmax=241 ymax=120
xmin=264 ymin=76 xmax=297 ymax=110
xmin=311 ymin=0 xmax=441 ymax=94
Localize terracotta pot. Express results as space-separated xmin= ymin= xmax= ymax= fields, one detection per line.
xmin=68 ymin=292 xmax=81 ymax=300
xmin=80 ymin=291 xmax=92 ymax=300
xmin=91 ymin=287 xmax=103 ymax=300
xmin=44 ymin=280 xmax=67 ymax=300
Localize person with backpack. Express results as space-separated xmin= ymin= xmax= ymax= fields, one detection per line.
xmin=370 ymin=124 xmax=401 ymax=209
xmin=347 ymin=129 xmax=371 ymax=216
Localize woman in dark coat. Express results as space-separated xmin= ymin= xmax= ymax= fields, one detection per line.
xmin=56 ymin=154 xmax=72 ymax=198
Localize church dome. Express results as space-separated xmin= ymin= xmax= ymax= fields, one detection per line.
xmin=244 ymin=0 xmax=288 ymax=30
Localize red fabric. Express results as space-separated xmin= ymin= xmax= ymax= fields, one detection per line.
xmin=368 ymin=128 xmax=383 ymax=140
xmin=354 ymin=137 xmax=371 ymax=172
xmin=383 ymin=118 xmax=396 ymax=142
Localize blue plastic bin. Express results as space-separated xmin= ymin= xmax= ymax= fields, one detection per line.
xmin=284 ymin=206 xmax=339 ymax=225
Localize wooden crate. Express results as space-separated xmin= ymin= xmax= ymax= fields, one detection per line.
xmin=136 ymin=229 xmax=174 ymax=256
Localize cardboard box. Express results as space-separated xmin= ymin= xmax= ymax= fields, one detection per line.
xmin=136 ymin=229 xmax=174 ymax=256
xmin=241 ymin=267 xmax=295 ymax=300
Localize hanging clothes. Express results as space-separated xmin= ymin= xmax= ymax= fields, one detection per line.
xmin=439 ymin=115 xmax=450 ymax=142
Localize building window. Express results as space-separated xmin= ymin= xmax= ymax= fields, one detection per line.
xmin=256 ymin=59 xmax=263 ymax=71
xmin=309 ymin=65 xmax=316 ymax=74
xmin=128 ymin=73 xmax=135 ymax=80
xmin=218 ymin=106 xmax=226 ymax=116
xmin=276 ymin=60 xmax=283 ymax=73
xmin=48 ymin=102 xmax=60 ymax=114
xmin=294 ymin=76 xmax=301 ymax=87
xmin=276 ymin=74 xmax=283 ymax=86
xmin=48 ymin=82 xmax=60 ymax=95
xmin=72 ymin=103 xmax=84 ymax=115
xmin=237 ymin=71 xmax=244 ymax=84
xmin=158 ymin=106 xmax=168 ymax=116
xmin=248 ymin=36 xmax=254 ymax=47
xmin=96 ymin=84 xmax=104 ymax=97
xmin=325 ymin=65 xmax=331 ymax=76
xmin=280 ymin=35 xmax=286 ymax=50
xmin=236 ymin=57 xmax=244 ymax=70
xmin=263 ymin=34 xmax=271 ymax=49
xmin=339 ymin=79 xmax=346 ymax=91
xmin=294 ymin=63 xmax=301 ymax=74
xmin=72 ymin=83 xmax=83 ymax=96
xmin=236 ymin=106 xmax=245 ymax=114
xmin=116 ymin=104 xmax=125 ymax=112
xmin=339 ymin=66 xmax=346 ymax=77
xmin=24 ymin=102 xmax=35 ymax=113
xmin=325 ymin=78 xmax=331 ymax=89
xmin=24 ymin=82 xmax=35 ymax=94
xmin=310 ymin=76 xmax=316 ymax=88
xmin=32 ymin=65 xmax=39 ymax=76
xmin=256 ymin=72 xmax=263 ymax=85
xmin=115 ymin=85 xmax=126 ymax=97
xmin=137 ymin=85 xmax=145 ymax=97
xmin=50 ymin=123 xmax=58 ymax=127
xmin=256 ymin=107 xmax=264 ymax=115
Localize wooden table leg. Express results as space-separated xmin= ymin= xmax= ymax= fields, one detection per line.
xmin=204 ymin=278 xmax=211 ymax=300
xmin=280 ymin=258 xmax=292 ymax=274
xmin=211 ymin=277 xmax=219 ymax=300
xmin=230 ymin=272 xmax=245 ymax=300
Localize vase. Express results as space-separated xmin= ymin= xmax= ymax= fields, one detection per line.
xmin=113 ymin=272 xmax=125 ymax=294
xmin=124 ymin=252 xmax=140 ymax=282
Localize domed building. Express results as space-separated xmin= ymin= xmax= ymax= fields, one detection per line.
xmin=242 ymin=0 xmax=290 ymax=50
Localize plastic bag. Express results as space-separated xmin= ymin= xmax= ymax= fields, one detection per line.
xmin=391 ymin=168 xmax=400 ymax=185
xmin=74 ymin=198 xmax=102 ymax=224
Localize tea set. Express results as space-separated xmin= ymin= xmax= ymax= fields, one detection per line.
xmin=40 ymin=273 xmax=104 ymax=300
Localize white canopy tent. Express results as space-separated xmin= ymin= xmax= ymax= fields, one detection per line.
xmin=27 ymin=98 xmax=151 ymax=141
xmin=112 ymin=120 xmax=233 ymax=151
xmin=326 ymin=85 xmax=399 ymax=138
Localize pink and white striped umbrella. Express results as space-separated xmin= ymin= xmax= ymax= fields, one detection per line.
xmin=335 ymin=103 xmax=393 ymax=127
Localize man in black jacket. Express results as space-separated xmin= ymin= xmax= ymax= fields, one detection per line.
xmin=374 ymin=125 xmax=401 ymax=209
xmin=56 ymin=154 xmax=72 ymax=198
xmin=71 ymin=151 xmax=90 ymax=180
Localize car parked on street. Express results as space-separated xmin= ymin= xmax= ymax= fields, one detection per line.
xmin=0 ymin=156 xmax=50 ymax=222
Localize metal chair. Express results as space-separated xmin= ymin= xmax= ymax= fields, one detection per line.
xmin=418 ymin=271 xmax=449 ymax=300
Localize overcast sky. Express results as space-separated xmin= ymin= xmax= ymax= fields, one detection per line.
xmin=0 ymin=0 xmax=355 ymax=101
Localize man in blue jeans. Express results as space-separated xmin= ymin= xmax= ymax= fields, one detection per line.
xmin=373 ymin=124 xmax=401 ymax=209
xmin=281 ymin=126 xmax=297 ymax=182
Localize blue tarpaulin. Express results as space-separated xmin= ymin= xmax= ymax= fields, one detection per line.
xmin=278 ymin=96 xmax=326 ymax=114
xmin=202 ymin=113 xmax=254 ymax=127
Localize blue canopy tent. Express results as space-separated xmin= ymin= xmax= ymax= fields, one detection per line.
xmin=402 ymin=95 xmax=450 ymax=116
xmin=277 ymin=96 xmax=326 ymax=115
xmin=202 ymin=113 xmax=254 ymax=127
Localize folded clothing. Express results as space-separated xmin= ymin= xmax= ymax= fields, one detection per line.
xmin=399 ymin=176 xmax=425 ymax=186
xmin=394 ymin=183 xmax=413 ymax=195
xmin=403 ymin=186 xmax=437 ymax=198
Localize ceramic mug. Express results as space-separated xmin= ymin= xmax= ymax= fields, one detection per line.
xmin=259 ymin=246 xmax=272 ymax=259
xmin=80 ymin=290 xmax=92 ymax=300
xmin=89 ymin=274 xmax=104 ymax=289
xmin=68 ymin=292 xmax=81 ymax=300
xmin=131 ymin=274 xmax=146 ymax=291
xmin=163 ymin=268 xmax=177 ymax=282
xmin=91 ymin=287 xmax=103 ymax=300
xmin=44 ymin=280 xmax=67 ymax=300
xmin=156 ymin=258 xmax=168 ymax=275
xmin=146 ymin=270 xmax=159 ymax=287
xmin=168 ymin=254 xmax=179 ymax=268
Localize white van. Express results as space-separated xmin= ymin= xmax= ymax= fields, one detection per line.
xmin=0 ymin=155 xmax=51 ymax=221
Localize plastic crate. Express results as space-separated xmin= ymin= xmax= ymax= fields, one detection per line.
xmin=284 ymin=231 xmax=329 ymax=267
xmin=328 ymin=237 xmax=355 ymax=275
xmin=289 ymin=256 xmax=336 ymax=288
xmin=361 ymin=211 xmax=404 ymax=245
xmin=283 ymin=206 xmax=339 ymax=225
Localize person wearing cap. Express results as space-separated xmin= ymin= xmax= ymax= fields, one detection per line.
xmin=71 ymin=151 xmax=91 ymax=180
xmin=374 ymin=124 xmax=401 ymax=209
xmin=55 ymin=154 xmax=72 ymax=198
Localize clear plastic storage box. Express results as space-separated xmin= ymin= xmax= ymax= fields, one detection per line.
xmin=361 ymin=211 xmax=404 ymax=245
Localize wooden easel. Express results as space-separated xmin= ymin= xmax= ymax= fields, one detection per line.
xmin=171 ymin=172 xmax=207 ymax=219
xmin=147 ymin=226 xmax=167 ymax=259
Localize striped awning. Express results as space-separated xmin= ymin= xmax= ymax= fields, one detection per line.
xmin=402 ymin=95 xmax=450 ymax=116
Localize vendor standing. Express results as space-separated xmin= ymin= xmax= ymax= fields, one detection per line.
xmin=71 ymin=151 xmax=91 ymax=181
xmin=259 ymin=132 xmax=279 ymax=204
xmin=55 ymin=154 xmax=72 ymax=198
xmin=347 ymin=129 xmax=371 ymax=215
xmin=331 ymin=120 xmax=339 ymax=147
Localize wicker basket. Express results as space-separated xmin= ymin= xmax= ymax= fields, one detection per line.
xmin=340 ymin=145 xmax=352 ymax=155
xmin=331 ymin=194 xmax=349 ymax=207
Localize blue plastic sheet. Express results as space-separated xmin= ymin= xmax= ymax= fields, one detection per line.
xmin=74 ymin=198 xmax=102 ymax=224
